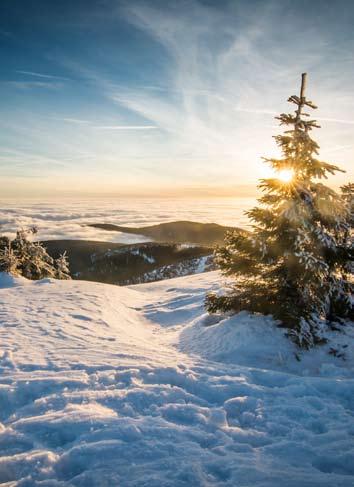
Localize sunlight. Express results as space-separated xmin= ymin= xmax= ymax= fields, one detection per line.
xmin=277 ymin=169 xmax=294 ymax=183
xmin=259 ymin=165 xmax=295 ymax=183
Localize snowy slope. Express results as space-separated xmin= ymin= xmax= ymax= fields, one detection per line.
xmin=0 ymin=271 xmax=353 ymax=486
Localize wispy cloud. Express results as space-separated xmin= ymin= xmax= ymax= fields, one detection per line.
xmin=316 ymin=117 xmax=354 ymax=125
xmin=94 ymin=125 xmax=158 ymax=130
xmin=230 ymin=110 xmax=354 ymax=126
xmin=4 ymin=81 xmax=63 ymax=90
xmin=110 ymin=1 xmax=291 ymax=175
xmin=2 ymin=0 xmax=353 ymax=195
xmin=61 ymin=118 xmax=91 ymax=124
xmin=0 ymin=147 xmax=70 ymax=174
xmin=57 ymin=118 xmax=158 ymax=129
xmin=16 ymin=70 xmax=71 ymax=81
xmin=108 ymin=0 xmax=354 ymax=185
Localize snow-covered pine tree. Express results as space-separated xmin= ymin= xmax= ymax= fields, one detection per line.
xmin=0 ymin=229 xmax=71 ymax=280
xmin=0 ymin=237 xmax=20 ymax=275
xmin=55 ymin=252 xmax=71 ymax=280
xmin=341 ymin=183 xmax=354 ymax=227
xmin=206 ymin=73 xmax=353 ymax=348
xmin=330 ymin=182 xmax=354 ymax=320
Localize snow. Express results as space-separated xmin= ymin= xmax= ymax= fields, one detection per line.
xmin=130 ymin=248 xmax=156 ymax=264
xmin=0 ymin=271 xmax=353 ymax=486
xmin=131 ymin=255 xmax=214 ymax=285
xmin=0 ymin=273 xmax=29 ymax=289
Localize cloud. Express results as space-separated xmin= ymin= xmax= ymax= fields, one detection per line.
xmin=109 ymin=0 xmax=354 ymax=185
xmin=0 ymin=198 xmax=254 ymax=242
xmin=316 ymin=117 xmax=354 ymax=125
xmin=232 ymin=107 xmax=277 ymax=116
xmin=0 ymin=147 xmax=70 ymax=175
xmin=104 ymin=1 xmax=288 ymax=176
xmin=2 ymin=0 xmax=353 ymax=193
xmin=61 ymin=118 xmax=91 ymax=124
xmin=16 ymin=70 xmax=71 ymax=81
xmin=4 ymin=81 xmax=63 ymax=90
xmin=94 ymin=125 xmax=158 ymax=130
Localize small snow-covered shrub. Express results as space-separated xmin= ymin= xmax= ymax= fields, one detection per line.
xmin=0 ymin=228 xmax=71 ymax=280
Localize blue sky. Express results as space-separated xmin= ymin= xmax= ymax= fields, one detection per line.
xmin=1 ymin=0 xmax=354 ymax=197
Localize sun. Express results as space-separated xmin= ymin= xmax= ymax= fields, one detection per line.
xmin=277 ymin=169 xmax=294 ymax=183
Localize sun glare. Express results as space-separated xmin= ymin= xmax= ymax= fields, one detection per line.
xmin=277 ymin=169 xmax=294 ymax=183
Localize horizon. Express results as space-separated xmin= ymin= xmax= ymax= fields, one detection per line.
xmin=0 ymin=183 xmax=259 ymax=199
xmin=1 ymin=0 xmax=354 ymax=197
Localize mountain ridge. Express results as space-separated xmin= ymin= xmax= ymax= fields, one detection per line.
xmin=87 ymin=220 xmax=244 ymax=245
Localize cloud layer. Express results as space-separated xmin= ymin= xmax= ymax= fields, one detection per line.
xmin=0 ymin=197 xmax=254 ymax=242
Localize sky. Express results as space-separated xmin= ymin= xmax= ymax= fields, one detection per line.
xmin=1 ymin=0 xmax=354 ymax=198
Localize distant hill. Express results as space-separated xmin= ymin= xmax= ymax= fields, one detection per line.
xmin=42 ymin=221 xmax=245 ymax=285
xmin=43 ymin=240 xmax=215 ymax=285
xmin=88 ymin=220 xmax=242 ymax=245
xmin=43 ymin=240 xmax=125 ymax=275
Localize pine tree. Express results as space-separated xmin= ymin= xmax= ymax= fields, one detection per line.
xmin=0 ymin=238 xmax=20 ymax=275
xmin=206 ymin=73 xmax=353 ymax=348
xmin=341 ymin=183 xmax=354 ymax=227
xmin=0 ymin=229 xmax=71 ymax=280
xmin=330 ymin=182 xmax=354 ymax=320
xmin=55 ymin=252 xmax=71 ymax=280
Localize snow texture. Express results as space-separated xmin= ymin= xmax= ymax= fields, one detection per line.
xmin=0 ymin=271 xmax=353 ymax=486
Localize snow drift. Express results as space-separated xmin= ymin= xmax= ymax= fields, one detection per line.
xmin=0 ymin=271 xmax=353 ymax=486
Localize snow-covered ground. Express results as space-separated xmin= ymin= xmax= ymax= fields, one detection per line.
xmin=0 ymin=271 xmax=353 ymax=486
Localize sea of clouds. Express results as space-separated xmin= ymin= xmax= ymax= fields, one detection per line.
xmin=0 ymin=197 xmax=254 ymax=243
